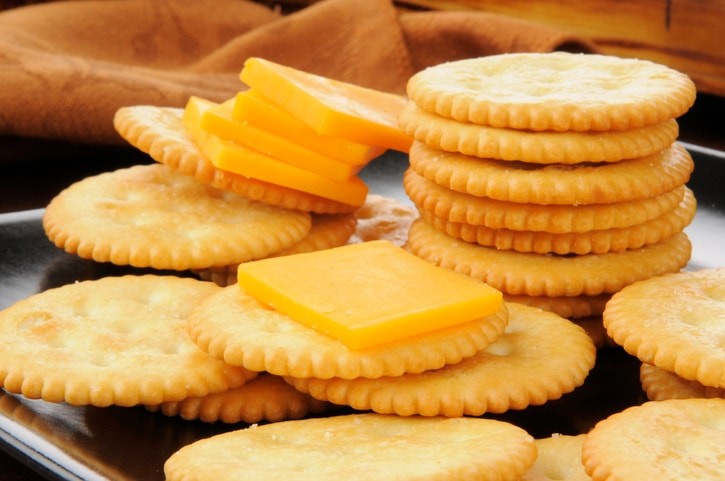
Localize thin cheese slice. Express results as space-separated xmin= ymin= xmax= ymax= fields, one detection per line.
xmin=201 ymin=98 xmax=362 ymax=182
xmin=234 ymin=90 xmax=385 ymax=165
xmin=183 ymin=97 xmax=368 ymax=207
xmin=237 ymin=240 xmax=503 ymax=350
xmin=239 ymin=57 xmax=413 ymax=153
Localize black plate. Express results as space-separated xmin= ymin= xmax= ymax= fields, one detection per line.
xmin=0 ymin=144 xmax=723 ymax=481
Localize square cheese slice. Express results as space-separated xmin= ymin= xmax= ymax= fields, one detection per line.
xmin=239 ymin=57 xmax=413 ymax=153
xmin=237 ymin=240 xmax=503 ymax=350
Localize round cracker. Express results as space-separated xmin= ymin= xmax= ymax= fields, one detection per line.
xmin=113 ymin=105 xmax=357 ymax=214
xmin=522 ymin=434 xmax=590 ymax=481
xmin=188 ymin=285 xmax=508 ymax=380
xmin=146 ymin=373 xmax=330 ymax=424
xmin=406 ymin=168 xmax=687 ymax=233
xmin=43 ymin=164 xmax=312 ymax=271
xmin=408 ymin=141 xmax=694 ymax=205
xmin=603 ymin=268 xmax=725 ymax=388
xmin=195 ymin=211 xmax=357 ymax=286
xmin=407 ymin=52 xmax=696 ymax=131
xmin=164 ymin=413 xmax=537 ymax=481
xmin=640 ymin=363 xmax=724 ymax=401
xmin=399 ymin=101 xmax=679 ymax=164
xmin=287 ymin=303 xmax=595 ymax=417
xmin=582 ymin=398 xmax=725 ymax=481
xmin=407 ymin=219 xmax=692 ymax=297
xmin=418 ymin=187 xmax=696 ymax=255
xmin=0 ymin=275 xmax=256 ymax=407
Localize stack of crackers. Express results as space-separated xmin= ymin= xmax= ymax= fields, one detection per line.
xmin=399 ymin=52 xmax=698 ymax=341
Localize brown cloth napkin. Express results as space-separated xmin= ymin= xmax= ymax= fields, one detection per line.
xmin=0 ymin=0 xmax=596 ymax=146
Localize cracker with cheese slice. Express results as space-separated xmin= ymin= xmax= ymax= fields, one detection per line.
xmin=189 ymin=241 xmax=508 ymax=379
xmin=113 ymin=105 xmax=359 ymax=214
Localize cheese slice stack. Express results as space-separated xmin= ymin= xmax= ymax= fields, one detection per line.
xmin=182 ymin=57 xmax=412 ymax=208
xmin=233 ymin=89 xmax=386 ymax=166
xmin=183 ymin=97 xmax=369 ymax=206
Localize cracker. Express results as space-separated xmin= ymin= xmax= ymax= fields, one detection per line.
xmin=276 ymin=212 xmax=357 ymax=255
xmin=603 ymin=267 xmax=725 ymax=388
xmin=195 ymin=211 xmax=356 ymax=286
xmin=405 ymin=169 xmax=685 ymax=233
xmin=522 ymin=434 xmax=589 ymax=481
xmin=43 ymin=164 xmax=312 ymax=271
xmin=640 ymin=363 xmax=724 ymax=401
xmin=582 ymin=398 xmax=725 ymax=481
xmin=286 ymin=303 xmax=595 ymax=417
xmin=164 ymin=413 xmax=537 ymax=481
xmin=407 ymin=219 xmax=692 ymax=297
xmin=399 ymin=101 xmax=679 ymax=164
xmin=146 ymin=373 xmax=330 ymax=424
xmin=0 ymin=275 xmax=256 ymax=407
xmin=347 ymin=193 xmax=418 ymax=247
xmin=503 ymin=293 xmax=610 ymax=320
xmin=418 ymin=187 xmax=696 ymax=255
xmin=113 ymin=105 xmax=357 ymax=214
xmin=408 ymin=141 xmax=694 ymax=205
xmin=406 ymin=52 xmax=696 ymax=131
xmin=188 ymin=285 xmax=508 ymax=380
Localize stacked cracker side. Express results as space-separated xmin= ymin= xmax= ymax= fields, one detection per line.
xmin=399 ymin=52 xmax=698 ymax=343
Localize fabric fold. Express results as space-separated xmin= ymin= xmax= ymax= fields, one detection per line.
xmin=0 ymin=0 xmax=596 ymax=146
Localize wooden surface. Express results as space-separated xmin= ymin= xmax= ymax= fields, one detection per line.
xmin=396 ymin=0 xmax=725 ymax=97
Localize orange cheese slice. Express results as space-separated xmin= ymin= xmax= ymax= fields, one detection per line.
xmin=237 ymin=240 xmax=503 ymax=350
xmin=239 ymin=57 xmax=413 ymax=153
xmin=200 ymin=98 xmax=363 ymax=182
xmin=233 ymin=90 xmax=385 ymax=165
xmin=183 ymin=96 xmax=368 ymax=207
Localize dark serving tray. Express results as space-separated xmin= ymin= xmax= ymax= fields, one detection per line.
xmin=0 ymin=144 xmax=723 ymax=481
